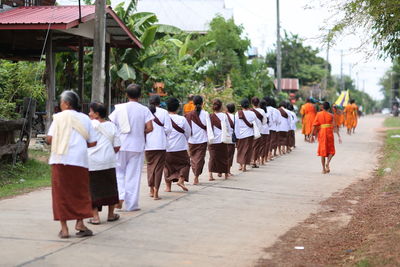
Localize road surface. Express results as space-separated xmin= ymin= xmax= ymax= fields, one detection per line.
xmin=0 ymin=115 xmax=383 ymax=267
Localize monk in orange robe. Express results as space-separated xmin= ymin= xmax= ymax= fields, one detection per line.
xmin=311 ymin=102 xmax=342 ymax=174
xmin=351 ymin=101 xmax=359 ymax=133
xmin=332 ymin=105 xmax=343 ymax=128
xmin=300 ymin=98 xmax=317 ymax=142
xmin=344 ymin=99 xmax=356 ymax=135
xmin=183 ymin=94 xmax=195 ymax=114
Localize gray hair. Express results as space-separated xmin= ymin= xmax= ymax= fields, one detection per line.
xmin=60 ymin=90 xmax=80 ymax=111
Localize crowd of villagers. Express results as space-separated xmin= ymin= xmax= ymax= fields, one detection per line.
xmin=300 ymin=97 xmax=360 ymax=174
xmin=46 ymin=83 xmax=354 ymax=238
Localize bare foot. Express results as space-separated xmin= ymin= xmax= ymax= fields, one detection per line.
xmin=325 ymin=165 xmax=330 ymax=173
xmin=164 ymin=188 xmax=171 ymax=192
xmin=217 ymin=173 xmax=222 ymax=177
xmin=177 ymin=182 xmax=189 ymax=191
xmin=209 ymin=177 xmax=215 ymax=181
xmin=149 ymin=187 xmax=154 ymax=197
xmin=154 ymin=196 xmax=161 ymax=200
xmin=193 ymin=177 xmax=199 ymax=185
xmin=115 ymin=200 xmax=124 ymax=209
xmin=224 ymin=173 xmax=229 ymax=179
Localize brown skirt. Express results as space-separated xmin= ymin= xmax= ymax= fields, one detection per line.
xmin=278 ymin=131 xmax=288 ymax=146
xmin=252 ymin=136 xmax=264 ymax=162
xmin=236 ymin=136 xmax=254 ymax=165
xmin=227 ymin=144 xmax=235 ymax=170
xmin=52 ymin=164 xmax=92 ymax=221
xmin=89 ymin=168 xmax=119 ymax=211
xmin=288 ymin=130 xmax=295 ymax=148
xmin=270 ymin=130 xmax=278 ymax=151
xmin=264 ymin=134 xmax=271 ymax=158
xmin=208 ymin=143 xmax=229 ymax=173
xmin=164 ymin=150 xmax=191 ymax=182
xmin=189 ymin=142 xmax=207 ymax=176
xmin=145 ymin=150 xmax=166 ymax=189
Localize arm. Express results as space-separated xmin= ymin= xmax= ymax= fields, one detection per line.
xmin=145 ymin=120 xmax=153 ymax=134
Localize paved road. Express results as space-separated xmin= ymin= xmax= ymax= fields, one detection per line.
xmin=0 ymin=115 xmax=384 ymax=267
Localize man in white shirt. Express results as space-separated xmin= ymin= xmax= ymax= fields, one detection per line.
xmin=109 ymin=84 xmax=153 ymax=211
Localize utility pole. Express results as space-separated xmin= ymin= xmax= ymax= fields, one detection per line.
xmin=276 ymin=0 xmax=282 ymax=92
xmin=323 ymin=35 xmax=330 ymax=94
xmin=91 ymin=0 xmax=106 ymax=102
xmin=340 ymin=50 xmax=344 ymax=91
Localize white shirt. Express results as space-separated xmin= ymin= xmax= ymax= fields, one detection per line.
xmin=188 ymin=109 xmax=209 ymax=144
xmin=88 ymin=120 xmax=121 ymax=171
xmin=267 ymin=106 xmax=280 ymax=131
xmin=109 ymin=101 xmax=153 ymax=152
xmin=48 ymin=110 xmax=97 ymax=168
xmin=234 ymin=110 xmax=260 ymax=139
xmin=210 ymin=112 xmax=230 ymax=144
xmin=145 ymin=107 xmax=173 ymax=151
xmin=167 ymin=114 xmax=191 ymax=152
xmin=288 ymin=110 xmax=298 ymax=130
xmin=277 ymin=108 xmax=291 ymax=132
xmin=227 ymin=113 xmax=235 ymax=138
xmin=254 ymin=108 xmax=269 ymax=135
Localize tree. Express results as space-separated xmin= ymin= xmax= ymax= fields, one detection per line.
xmin=323 ymin=0 xmax=400 ymax=59
xmin=379 ymin=57 xmax=400 ymax=108
xmin=266 ymin=32 xmax=328 ymax=86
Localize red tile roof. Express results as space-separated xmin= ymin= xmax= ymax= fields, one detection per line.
xmin=274 ymin=78 xmax=299 ymax=90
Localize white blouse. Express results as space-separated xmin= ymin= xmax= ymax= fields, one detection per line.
xmin=266 ymin=106 xmax=280 ymax=131
xmin=234 ymin=110 xmax=260 ymax=139
xmin=188 ymin=109 xmax=209 ymax=144
xmin=88 ymin=120 xmax=121 ymax=171
xmin=227 ymin=112 xmax=235 ymax=138
xmin=254 ymin=108 xmax=269 ymax=135
xmin=277 ymin=108 xmax=292 ymax=132
xmin=48 ymin=110 xmax=97 ymax=168
xmin=210 ymin=112 xmax=230 ymax=144
xmin=145 ymin=107 xmax=173 ymax=151
xmin=166 ymin=114 xmax=191 ymax=152
xmin=288 ymin=110 xmax=298 ymax=131
xmin=109 ymin=101 xmax=153 ymax=152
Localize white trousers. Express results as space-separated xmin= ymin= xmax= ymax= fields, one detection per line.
xmin=116 ymin=151 xmax=144 ymax=211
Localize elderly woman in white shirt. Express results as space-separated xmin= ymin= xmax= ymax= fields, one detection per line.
xmin=87 ymin=102 xmax=121 ymax=225
xmin=234 ymin=98 xmax=261 ymax=172
xmin=145 ymin=95 xmax=172 ymax=200
xmin=225 ymin=103 xmax=236 ymax=176
xmin=208 ymin=99 xmax=231 ymax=180
xmin=164 ymin=97 xmax=191 ymax=192
xmin=46 ymin=90 xmax=97 ymax=238
xmin=277 ymin=101 xmax=292 ymax=155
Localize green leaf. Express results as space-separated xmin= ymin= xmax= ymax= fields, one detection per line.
xmin=167 ymin=38 xmax=183 ymax=48
xmin=178 ymin=35 xmax=191 ymax=60
xmin=155 ymin=24 xmax=182 ymax=34
xmin=140 ymin=25 xmax=158 ymax=48
xmin=117 ymin=63 xmax=136 ymax=81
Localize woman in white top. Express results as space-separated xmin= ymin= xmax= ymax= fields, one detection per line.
xmin=277 ymin=102 xmax=292 ymax=155
xmin=226 ymin=103 xmax=236 ymax=176
xmin=164 ymin=97 xmax=191 ymax=192
xmin=145 ymin=95 xmax=172 ymax=200
xmin=208 ymin=99 xmax=231 ymax=180
xmin=234 ymin=98 xmax=260 ymax=172
xmin=87 ymin=102 xmax=121 ymax=225
xmin=265 ymin=97 xmax=280 ymax=160
xmin=287 ymin=103 xmax=298 ymax=149
xmin=250 ymin=97 xmax=267 ymax=168
xmin=259 ymin=99 xmax=271 ymax=164
xmin=46 ymin=90 xmax=97 ymax=239
xmin=185 ymin=95 xmax=211 ymax=185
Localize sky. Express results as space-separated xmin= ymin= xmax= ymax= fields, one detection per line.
xmin=224 ymin=0 xmax=392 ymax=100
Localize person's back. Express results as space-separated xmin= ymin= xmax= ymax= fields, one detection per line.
xmin=145 ymin=106 xmax=172 ymax=151
xmin=167 ymin=113 xmax=191 ymax=152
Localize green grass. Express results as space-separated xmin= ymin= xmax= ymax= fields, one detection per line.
xmin=355 ymin=258 xmax=371 ymax=267
xmin=0 ymin=159 xmax=50 ymax=198
xmin=383 ymin=117 xmax=400 ymax=127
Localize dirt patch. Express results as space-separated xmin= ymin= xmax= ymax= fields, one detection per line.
xmin=257 ymin=159 xmax=400 ymax=266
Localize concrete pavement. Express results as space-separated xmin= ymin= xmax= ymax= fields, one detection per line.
xmin=0 ymin=115 xmax=384 ymax=267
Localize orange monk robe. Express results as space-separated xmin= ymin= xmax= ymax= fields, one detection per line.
xmin=313 ymin=110 xmax=336 ymax=157
xmin=183 ymin=100 xmax=195 ymax=114
xmin=344 ymin=104 xmax=355 ymax=130
xmin=352 ymin=103 xmax=359 ymax=128
xmin=333 ymin=107 xmax=341 ymax=128
xmin=300 ymin=103 xmax=317 ymax=135
xmin=300 ymin=104 xmax=306 ymax=134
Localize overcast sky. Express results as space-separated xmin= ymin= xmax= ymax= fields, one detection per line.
xmin=225 ymin=0 xmax=391 ymax=100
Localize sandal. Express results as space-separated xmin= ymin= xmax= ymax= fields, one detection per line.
xmin=88 ymin=218 xmax=101 ymax=225
xmin=107 ymin=214 xmax=120 ymax=222
xmin=58 ymin=230 xmax=69 ymax=239
xmin=76 ymin=228 xmax=93 ymax=238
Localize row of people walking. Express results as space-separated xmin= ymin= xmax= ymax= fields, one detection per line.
xmin=46 ymin=84 xmax=298 ymax=238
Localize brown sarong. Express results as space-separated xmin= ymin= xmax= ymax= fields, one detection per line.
xmin=288 ymin=130 xmax=295 ymax=148
xmin=236 ymin=136 xmax=254 ymax=165
xmin=189 ymin=142 xmax=207 ymax=176
xmin=264 ymin=134 xmax=271 ymax=158
xmin=269 ymin=130 xmax=277 ymax=151
xmin=208 ymin=143 xmax=229 ymax=173
xmin=89 ymin=168 xmax=119 ymax=211
xmin=164 ymin=150 xmax=190 ymax=182
xmin=252 ymin=136 xmax=264 ymax=162
xmin=278 ymin=131 xmax=288 ymax=146
xmin=146 ymin=150 xmax=166 ymax=189
xmin=52 ymin=164 xmax=92 ymax=221
xmin=227 ymin=144 xmax=235 ymax=171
